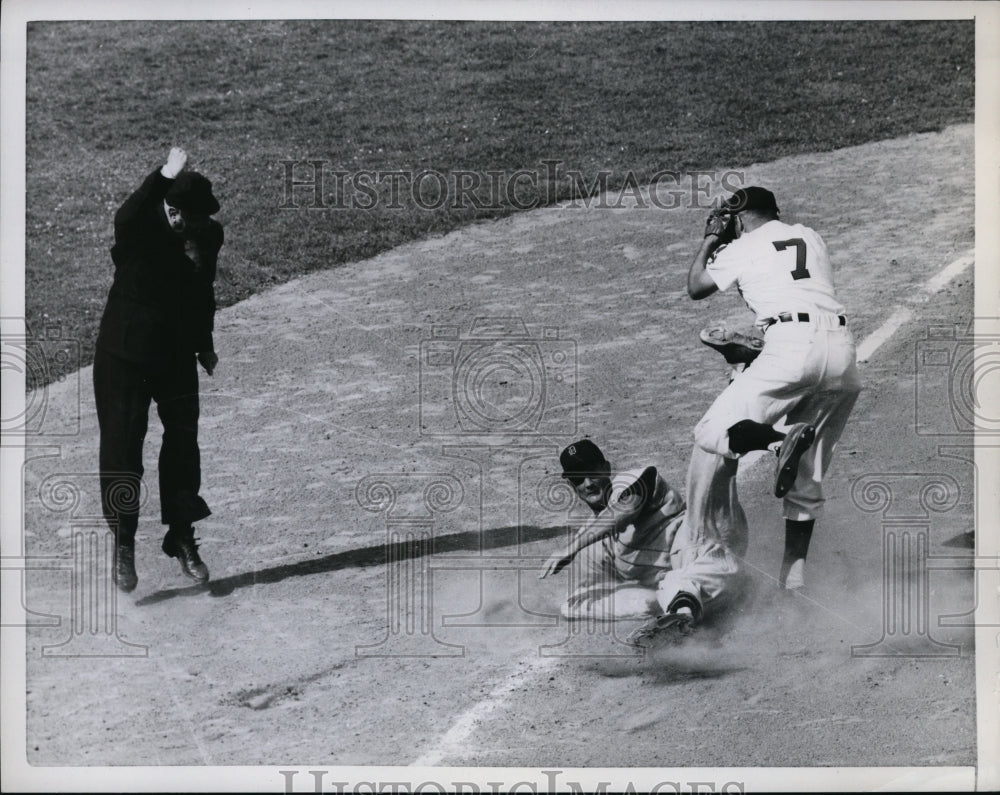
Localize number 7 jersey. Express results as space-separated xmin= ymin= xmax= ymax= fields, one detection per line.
xmin=706 ymin=219 xmax=846 ymax=320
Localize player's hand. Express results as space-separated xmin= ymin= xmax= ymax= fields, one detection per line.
xmin=539 ymin=550 xmax=574 ymax=579
xmin=162 ymin=147 xmax=188 ymax=179
xmin=703 ymin=208 xmax=735 ymax=243
xmin=198 ymin=350 xmax=218 ymax=376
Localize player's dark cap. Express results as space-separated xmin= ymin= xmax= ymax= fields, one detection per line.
xmin=722 ymin=186 xmax=779 ymax=216
xmin=560 ymin=439 xmax=607 ymax=478
xmin=165 ymin=171 xmax=220 ymax=215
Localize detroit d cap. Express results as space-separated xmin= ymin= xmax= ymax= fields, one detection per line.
xmin=722 ymin=186 xmax=778 ymax=215
xmin=560 ymin=439 xmax=607 ymax=477
xmin=165 ymin=171 xmax=220 ymax=215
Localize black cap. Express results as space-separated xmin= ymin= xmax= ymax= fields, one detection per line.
xmin=165 ymin=171 xmax=220 ymax=215
xmin=560 ymin=439 xmax=607 ymax=477
xmin=721 ymin=186 xmax=778 ymax=215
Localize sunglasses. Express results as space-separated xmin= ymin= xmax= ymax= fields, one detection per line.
xmin=563 ymin=472 xmax=603 ymax=487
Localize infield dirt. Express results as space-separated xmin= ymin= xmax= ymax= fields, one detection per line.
xmin=22 ymin=123 xmax=976 ymax=769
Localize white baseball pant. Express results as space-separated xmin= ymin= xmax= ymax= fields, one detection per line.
xmin=693 ymin=314 xmax=862 ymax=521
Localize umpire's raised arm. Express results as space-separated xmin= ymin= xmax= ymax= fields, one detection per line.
xmin=113 ymin=147 xmax=188 ymax=236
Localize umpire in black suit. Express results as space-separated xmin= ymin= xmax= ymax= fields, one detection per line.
xmin=95 ymin=147 xmax=222 ymax=592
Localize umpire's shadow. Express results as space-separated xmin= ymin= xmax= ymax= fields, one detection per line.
xmin=135 ymin=523 xmax=566 ymax=605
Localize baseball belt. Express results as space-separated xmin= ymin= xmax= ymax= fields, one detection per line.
xmin=759 ymin=312 xmax=847 ymax=331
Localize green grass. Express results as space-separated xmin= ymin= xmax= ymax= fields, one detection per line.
xmin=25 ymin=20 xmax=973 ymax=387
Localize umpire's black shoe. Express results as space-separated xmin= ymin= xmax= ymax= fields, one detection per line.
xmin=114 ymin=544 xmax=138 ymax=593
xmin=162 ymin=528 xmax=210 ymax=583
xmin=774 ymin=423 xmax=816 ymax=498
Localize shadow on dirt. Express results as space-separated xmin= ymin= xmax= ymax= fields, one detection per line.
xmin=586 ymin=653 xmax=748 ymax=683
xmin=135 ymin=523 xmax=569 ymax=605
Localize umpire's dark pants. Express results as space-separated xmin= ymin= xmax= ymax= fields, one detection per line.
xmin=93 ymin=348 xmax=211 ymax=545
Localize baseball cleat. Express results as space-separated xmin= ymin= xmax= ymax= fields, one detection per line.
xmin=774 ymin=423 xmax=816 ymax=498
xmin=162 ymin=531 xmax=210 ymax=583
xmin=699 ymin=325 xmax=765 ymax=366
xmin=783 ymin=558 xmax=806 ymax=590
xmin=113 ymin=544 xmax=138 ymax=593
xmin=625 ymin=611 xmax=695 ymax=648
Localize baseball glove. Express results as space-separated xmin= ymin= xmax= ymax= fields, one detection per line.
xmin=704 ymin=208 xmax=736 ymax=243
xmin=700 ymin=324 xmax=764 ymax=365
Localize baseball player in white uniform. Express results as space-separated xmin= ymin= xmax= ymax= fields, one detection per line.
xmin=686 ymin=186 xmax=862 ymax=591
xmin=539 ymin=439 xmax=744 ymax=645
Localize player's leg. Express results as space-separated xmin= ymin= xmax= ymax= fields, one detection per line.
xmin=562 ymin=532 xmax=661 ymax=620
xmin=725 ymin=417 xmax=817 ymax=501
xmin=566 ymin=584 xmax=661 ymax=621
xmin=683 ymin=444 xmax=748 ymax=558
xmin=777 ymin=384 xmax=861 ymax=589
xmin=698 ymin=324 xmax=843 ymax=505
xmin=776 ymin=330 xmax=861 ymax=588
xmin=627 ymin=539 xmax=741 ymax=645
xmin=778 ymin=520 xmax=814 ymax=589
xmin=692 ymin=326 xmax=825 ymax=593
xmin=693 ymin=328 xmax=814 ymax=459
xmin=562 ymin=536 xmax=620 ymax=619
xmin=93 ymin=349 xmax=151 ymax=592
xmin=661 ymin=539 xmax=742 ymax=616
xmin=153 ymin=358 xmax=211 ymax=582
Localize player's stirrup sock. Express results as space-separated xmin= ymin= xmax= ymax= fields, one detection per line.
xmin=726 ymin=419 xmax=784 ymax=455
xmin=116 ymin=521 xmax=138 ymax=548
xmin=779 ymin=519 xmax=814 ymax=586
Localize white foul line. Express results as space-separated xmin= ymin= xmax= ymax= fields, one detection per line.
xmin=854 ymin=307 xmax=914 ymax=364
xmin=922 ymin=250 xmax=975 ymax=296
xmin=412 ymin=250 xmax=975 ymax=766
xmin=411 ymin=655 xmax=559 ymax=767
xmin=856 ymin=249 xmax=973 ymax=363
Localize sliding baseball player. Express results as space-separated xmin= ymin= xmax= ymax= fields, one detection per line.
xmin=539 ymin=439 xmax=745 ymax=646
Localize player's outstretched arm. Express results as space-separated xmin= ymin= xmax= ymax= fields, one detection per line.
xmin=539 ymin=513 xmax=619 ymax=578
xmin=539 ymin=549 xmax=575 ymax=578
